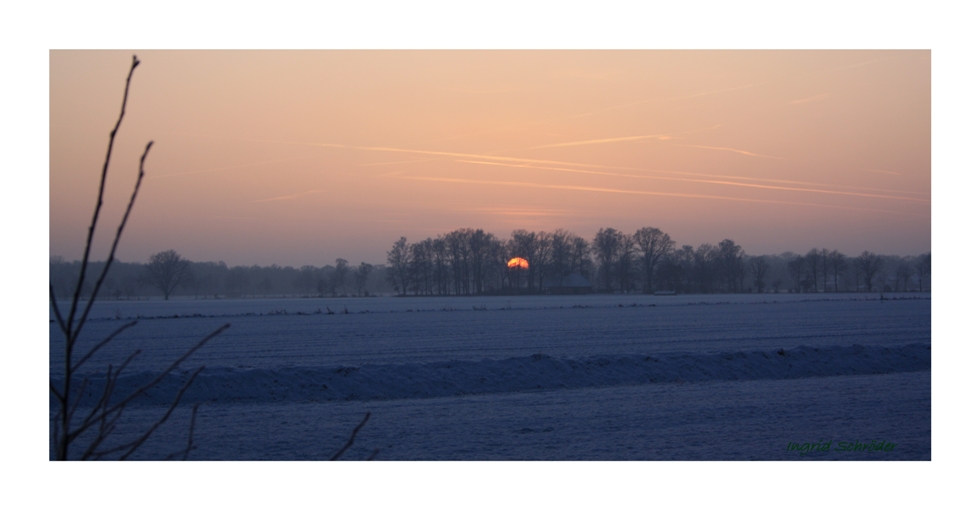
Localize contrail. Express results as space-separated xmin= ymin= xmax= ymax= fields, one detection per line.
xmin=863 ymin=168 xmax=904 ymax=176
xmin=528 ymin=125 xmax=722 ymax=150
xmin=673 ymin=144 xmax=785 ymax=160
xmin=529 ymin=133 xmax=673 ymax=150
xmin=149 ymin=156 xmax=313 ymax=179
xmin=465 ymin=207 xmax=575 ymax=217
xmin=429 ymin=83 xmax=759 ymax=144
xmin=426 ymin=53 xmax=916 ymax=146
xmin=789 ymin=93 xmax=829 ymax=105
xmin=251 ymin=189 xmax=326 ymax=203
xmin=559 ymin=83 xmax=761 ymax=122
xmin=398 ymin=176 xmax=917 ymax=216
xmin=177 ymin=133 xmax=927 ymax=199
xmin=455 ymin=160 xmax=929 ymax=203
xmin=358 ymin=157 xmax=445 ymax=167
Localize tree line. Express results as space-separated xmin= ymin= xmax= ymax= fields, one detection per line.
xmin=384 ymin=227 xmax=931 ymax=296
xmin=49 ymin=252 xmax=391 ymax=301
xmin=49 ymin=227 xmax=931 ymax=300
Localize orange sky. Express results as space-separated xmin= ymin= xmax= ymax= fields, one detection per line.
xmin=49 ymin=51 xmax=930 ymax=266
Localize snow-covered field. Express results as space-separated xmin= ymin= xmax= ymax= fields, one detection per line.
xmin=50 ymin=293 xmax=930 ymax=460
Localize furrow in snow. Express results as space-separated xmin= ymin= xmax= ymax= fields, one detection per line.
xmin=56 ymin=343 xmax=930 ymax=406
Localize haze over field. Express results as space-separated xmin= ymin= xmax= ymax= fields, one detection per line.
xmin=50 ymin=51 xmax=930 ymax=267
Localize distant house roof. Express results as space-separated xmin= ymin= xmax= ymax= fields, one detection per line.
xmin=542 ymin=272 xmax=592 ymax=289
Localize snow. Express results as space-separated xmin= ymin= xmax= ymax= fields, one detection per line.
xmin=53 ymin=291 xmax=927 ymax=321
xmin=54 ymin=342 xmax=929 ymax=407
xmin=50 ymin=293 xmax=931 ymax=460
xmin=67 ymin=371 xmax=932 ymax=461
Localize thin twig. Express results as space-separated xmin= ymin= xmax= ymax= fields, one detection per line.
xmin=67 ymin=377 xmax=90 ymax=422
xmin=165 ymin=403 xmax=201 ymax=460
xmin=70 ymin=324 xmax=228 ymax=443
xmin=72 ymin=321 xmax=138 ymax=373
xmin=56 ymin=55 xmax=141 ymax=461
xmin=65 ymin=54 xmax=140 ymax=339
xmin=49 ymin=380 xmax=65 ymax=404
xmin=51 ymin=411 xmax=60 ymax=458
xmin=74 ymin=141 xmax=151 ymax=340
xmin=102 ymin=324 xmax=227 ymax=417
xmin=49 ymin=285 xmax=68 ymax=337
xmin=115 ymin=366 xmax=205 ymax=460
xmin=79 ymin=376 xmax=116 ymax=460
xmin=69 ymin=323 xmax=223 ymax=458
xmin=79 ymin=364 xmax=115 ymax=439
xmin=183 ymin=404 xmax=199 ymax=461
xmin=52 ymin=54 xmax=228 ymax=462
xmin=330 ymin=412 xmax=372 ymax=461
xmin=68 ymin=363 xmax=113 ymax=460
xmin=82 ymin=410 xmax=122 ymax=461
xmin=74 ymin=350 xmax=141 ymax=444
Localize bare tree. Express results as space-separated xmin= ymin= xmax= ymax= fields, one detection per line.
xmin=486 ymin=235 xmax=507 ymax=292
xmin=915 ymin=253 xmax=931 ymax=292
xmin=674 ymin=245 xmax=696 ymax=293
xmin=569 ymin=234 xmax=594 ymax=281
xmin=144 ymin=250 xmax=191 ymax=300
xmin=550 ymin=229 xmax=574 ymax=279
xmin=771 ymin=278 xmax=782 ymax=293
xmin=634 ymin=227 xmax=675 ymax=294
xmin=659 ymin=247 xmax=689 ymax=293
xmin=693 ymin=243 xmax=718 ymax=293
xmin=466 ymin=229 xmax=499 ymax=294
xmin=856 ymin=251 xmax=883 ymax=292
xmin=509 ymin=230 xmax=538 ymax=291
xmin=354 ymin=262 xmax=374 ymax=296
xmin=592 ymin=228 xmax=623 ymax=292
xmin=895 ymin=258 xmax=913 ymax=292
xmin=615 ymin=233 xmax=637 ymax=293
xmin=532 ymin=231 xmax=553 ymax=292
xmin=386 ymin=237 xmax=411 ymax=296
xmin=225 ymin=265 xmax=250 ymax=297
xmin=819 ymin=249 xmax=830 ymax=292
xmin=748 ymin=256 xmax=770 ymax=293
xmin=718 ymin=239 xmax=745 ymax=293
xmin=827 ymin=250 xmax=848 ymax=292
xmin=333 ymin=258 xmax=350 ymax=296
xmin=803 ymin=249 xmax=822 ymax=293
xmin=445 ymin=230 xmax=471 ymax=295
xmin=431 ymin=237 xmax=449 ymax=295
xmin=294 ymin=265 xmax=319 ymax=295
xmin=408 ymin=241 xmax=431 ymax=295
xmin=788 ymin=255 xmax=806 ymax=292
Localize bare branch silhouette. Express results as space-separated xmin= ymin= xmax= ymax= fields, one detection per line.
xmin=50 ymin=54 xmax=227 ymax=461
xmin=51 ymin=53 xmax=373 ymax=461
xmin=71 ymin=320 xmax=137 ymax=373
xmin=74 ymin=141 xmax=150 ymax=335
xmin=113 ymin=366 xmax=206 ymax=460
xmin=65 ymin=324 xmax=228 ymax=450
xmin=63 ymin=54 xmax=140 ymax=340
xmin=331 ymin=412 xmax=372 ymax=460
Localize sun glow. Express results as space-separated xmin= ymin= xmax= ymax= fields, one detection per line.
xmin=507 ymin=257 xmax=530 ymax=269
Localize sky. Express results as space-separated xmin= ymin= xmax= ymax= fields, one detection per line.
xmin=50 ymin=50 xmax=930 ymax=267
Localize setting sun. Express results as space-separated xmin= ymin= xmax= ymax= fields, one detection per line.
xmin=507 ymin=257 xmax=530 ymax=269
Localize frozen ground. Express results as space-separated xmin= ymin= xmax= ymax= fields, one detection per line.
xmin=89 ymin=371 xmax=931 ymax=460
xmin=50 ymin=293 xmax=930 ymax=460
